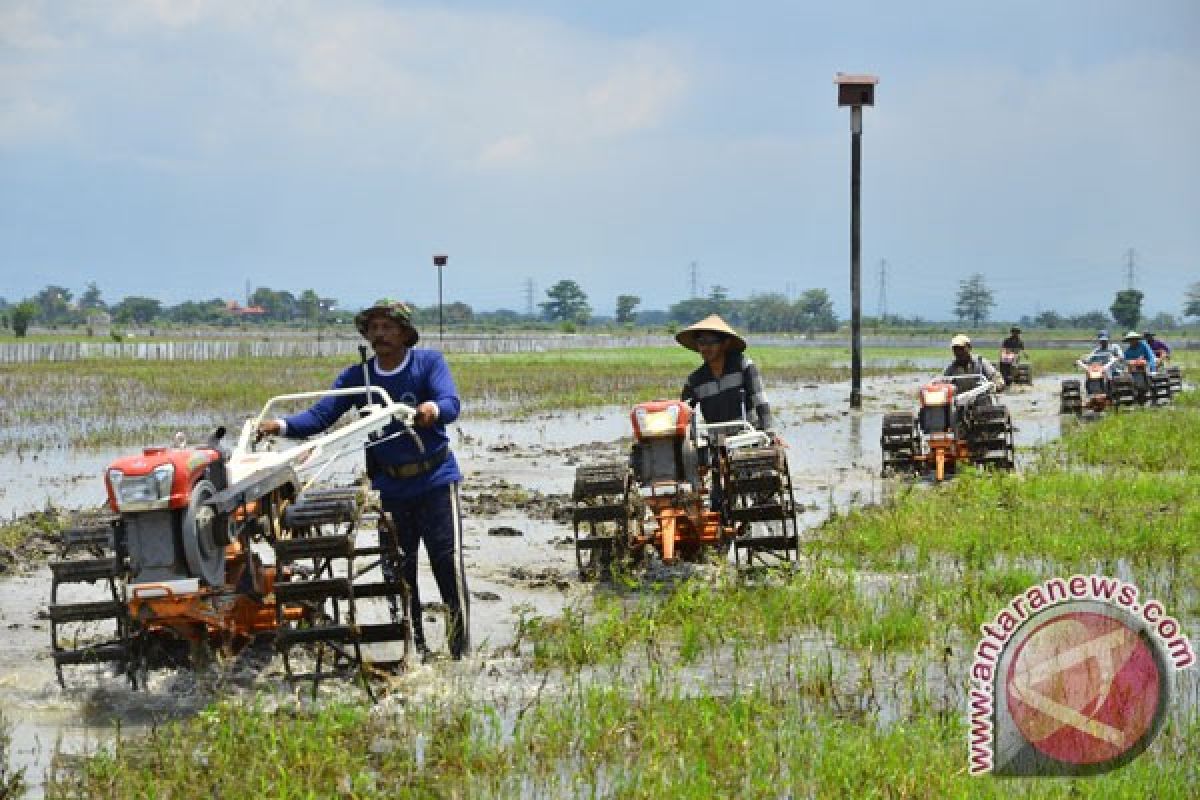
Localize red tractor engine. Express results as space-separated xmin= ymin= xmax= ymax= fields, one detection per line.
xmin=572 ymin=400 xmax=799 ymax=575
xmin=105 ymin=445 xmax=228 ymax=588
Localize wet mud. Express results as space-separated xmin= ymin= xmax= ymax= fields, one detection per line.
xmin=0 ymin=373 xmax=1072 ymax=795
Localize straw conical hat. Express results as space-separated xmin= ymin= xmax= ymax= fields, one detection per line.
xmin=675 ymin=314 xmax=746 ymax=353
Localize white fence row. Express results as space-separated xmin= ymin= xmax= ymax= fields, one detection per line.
xmin=0 ymin=335 xmax=673 ymax=362
xmin=0 ymin=334 xmax=1193 ymax=363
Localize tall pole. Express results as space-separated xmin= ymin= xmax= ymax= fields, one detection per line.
xmin=850 ymin=106 xmax=863 ymax=410
xmin=433 ymin=253 xmax=448 ymax=346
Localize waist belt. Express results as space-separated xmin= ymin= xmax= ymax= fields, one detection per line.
xmin=378 ymin=447 xmax=449 ymax=479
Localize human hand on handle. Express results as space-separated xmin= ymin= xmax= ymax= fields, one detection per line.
xmin=413 ymin=401 xmax=440 ymax=428
xmin=255 ymin=419 xmax=282 ymax=443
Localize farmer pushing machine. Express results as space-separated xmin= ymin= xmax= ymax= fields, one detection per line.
xmin=47 ymin=300 xmax=464 ymax=696
xmin=571 ymin=316 xmax=799 ymax=574
xmin=881 ymin=334 xmax=1015 ymax=481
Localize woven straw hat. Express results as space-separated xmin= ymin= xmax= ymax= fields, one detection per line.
xmin=354 ymin=299 xmax=419 ymax=346
xmin=950 ymin=333 xmax=972 ymax=348
xmin=675 ymin=314 xmax=747 ymax=353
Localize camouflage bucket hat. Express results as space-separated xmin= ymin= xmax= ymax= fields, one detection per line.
xmin=354 ymin=299 xmax=419 ymax=345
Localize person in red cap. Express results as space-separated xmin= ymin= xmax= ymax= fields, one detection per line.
xmin=258 ymin=299 xmax=469 ymax=660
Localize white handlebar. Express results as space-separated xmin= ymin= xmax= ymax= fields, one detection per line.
xmin=229 ymin=387 xmax=417 ymax=486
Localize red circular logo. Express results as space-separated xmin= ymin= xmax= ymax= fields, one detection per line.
xmin=1005 ymin=610 xmax=1162 ymax=766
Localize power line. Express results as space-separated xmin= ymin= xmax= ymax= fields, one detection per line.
xmin=1124 ymin=248 xmax=1137 ymax=290
xmin=877 ymin=258 xmax=889 ymax=319
xmin=523 ymin=278 xmax=535 ymax=316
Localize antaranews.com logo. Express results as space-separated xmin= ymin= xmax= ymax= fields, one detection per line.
xmin=968 ymin=574 xmax=1194 ymax=776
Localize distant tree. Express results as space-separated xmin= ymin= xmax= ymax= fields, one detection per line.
xmin=1109 ymin=289 xmax=1143 ymax=331
xmin=169 ymin=299 xmax=229 ymax=325
xmin=112 ymin=296 xmax=163 ymax=325
xmin=250 ymin=287 xmax=298 ymax=322
xmin=615 ymin=294 xmax=641 ymax=325
xmin=796 ymin=288 xmax=837 ymax=333
xmin=539 ymin=280 xmax=591 ymax=324
xmin=1032 ymin=310 xmax=1066 ymax=329
xmin=668 ymin=296 xmax=718 ymax=325
xmin=1144 ymin=311 xmax=1178 ymax=332
xmin=444 ymin=301 xmax=474 ymax=326
xmin=954 ymin=274 xmax=995 ymax=327
xmin=11 ymin=301 xmax=37 ymax=337
xmin=668 ymin=285 xmax=739 ymax=325
xmin=742 ymin=293 xmax=793 ymax=332
xmin=634 ymin=309 xmax=670 ymax=325
xmin=1185 ymin=281 xmax=1200 ymax=320
xmin=1069 ymin=310 xmax=1112 ymax=331
xmin=79 ymin=281 xmax=106 ymax=311
xmin=35 ymin=285 xmax=73 ymax=324
xmin=298 ymin=289 xmax=321 ymax=329
xmin=475 ymin=309 xmax=525 ymax=327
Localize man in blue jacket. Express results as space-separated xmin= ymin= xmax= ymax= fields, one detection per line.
xmin=257 ymin=300 xmax=469 ymax=660
xmin=1121 ymin=330 xmax=1157 ymax=373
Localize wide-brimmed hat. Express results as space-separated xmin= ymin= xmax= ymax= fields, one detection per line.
xmin=354 ymin=299 xmax=419 ymax=346
xmin=675 ymin=314 xmax=746 ymax=353
xmin=950 ymin=333 xmax=972 ymax=348
xmin=1122 ymin=330 xmax=1142 ymax=342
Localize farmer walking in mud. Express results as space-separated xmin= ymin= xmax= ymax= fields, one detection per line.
xmin=257 ymin=299 xmax=470 ymax=660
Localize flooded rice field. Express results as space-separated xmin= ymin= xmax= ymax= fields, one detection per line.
xmin=0 ymin=372 xmax=1162 ymax=795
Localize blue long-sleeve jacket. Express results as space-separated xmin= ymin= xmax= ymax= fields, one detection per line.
xmin=1122 ymin=341 xmax=1157 ymax=373
xmin=282 ymin=349 xmax=462 ymax=501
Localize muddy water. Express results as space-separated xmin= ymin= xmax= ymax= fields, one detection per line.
xmin=0 ymin=374 xmax=1070 ymax=796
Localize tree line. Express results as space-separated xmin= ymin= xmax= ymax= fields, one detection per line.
xmin=953 ymin=273 xmax=1200 ymax=332
xmin=0 ymin=279 xmax=840 ymax=336
xmin=4 ymin=277 xmax=1198 ymax=338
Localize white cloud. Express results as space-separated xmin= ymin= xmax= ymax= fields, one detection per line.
xmin=476 ymin=134 xmax=535 ymax=168
xmin=0 ymin=1 xmax=691 ymax=171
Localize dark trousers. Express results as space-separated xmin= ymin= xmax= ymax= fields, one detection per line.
xmin=382 ymin=483 xmax=470 ymax=659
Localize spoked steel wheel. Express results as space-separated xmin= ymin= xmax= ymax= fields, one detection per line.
xmin=724 ymin=446 xmax=799 ymax=569
xmin=881 ymin=412 xmax=921 ymax=474
xmin=570 ymin=463 xmax=632 ymax=580
xmin=273 ymin=487 xmax=413 ymax=699
xmin=967 ymin=405 xmax=1015 ymax=471
xmin=1059 ymin=380 xmax=1083 ymax=415
xmin=47 ymin=513 xmax=135 ymax=688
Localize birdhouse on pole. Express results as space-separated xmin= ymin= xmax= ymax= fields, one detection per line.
xmin=835 ymin=73 xmax=878 ymax=107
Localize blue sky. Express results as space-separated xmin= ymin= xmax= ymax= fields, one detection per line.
xmin=2 ymin=1 xmax=1197 ymax=320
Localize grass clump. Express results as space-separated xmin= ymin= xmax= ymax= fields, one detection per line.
xmin=817 ymin=468 xmax=1199 ymax=569
xmin=48 ymin=686 xmax=1199 ymax=799
xmin=1064 ymin=388 xmax=1200 ymax=473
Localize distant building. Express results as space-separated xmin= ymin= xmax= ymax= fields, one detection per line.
xmin=225 ymin=300 xmax=267 ymax=318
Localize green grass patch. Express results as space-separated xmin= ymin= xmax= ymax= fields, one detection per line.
xmin=817 ymin=468 xmax=1199 ymax=569
xmin=0 ymin=347 xmax=909 ymax=451
xmin=48 ymin=687 xmax=1199 ymax=799
xmin=1063 ymin=388 xmax=1200 ymax=473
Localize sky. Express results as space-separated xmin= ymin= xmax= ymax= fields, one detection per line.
xmin=2 ymin=0 xmax=1198 ymax=321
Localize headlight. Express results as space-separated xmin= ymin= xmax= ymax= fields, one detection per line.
xmin=922 ymin=389 xmax=948 ymax=406
xmin=635 ymin=405 xmax=679 ymax=437
xmin=108 ymin=464 xmax=175 ymax=510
